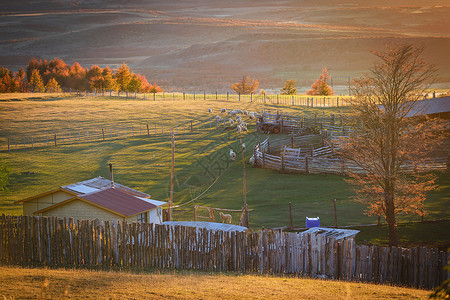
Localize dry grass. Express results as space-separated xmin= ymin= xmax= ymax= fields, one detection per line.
xmin=0 ymin=266 xmax=430 ymax=299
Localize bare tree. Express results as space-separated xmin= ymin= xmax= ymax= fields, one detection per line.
xmin=340 ymin=44 xmax=446 ymax=246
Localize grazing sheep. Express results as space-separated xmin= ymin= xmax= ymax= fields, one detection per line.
xmin=241 ymin=143 xmax=246 ymax=152
xmin=249 ymin=113 xmax=255 ymax=120
xmin=208 ymin=108 xmax=212 ymax=113
xmin=215 ymin=115 xmax=221 ymax=120
xmin=243 ymin=110 xmax=248 ymax=116
xmin=229 ymin=118 xmax=234 ymax=125
xmin=219 ymin=212 xmax=232 ymax=224
xmin=230 ymin=149 xmax=236 ymax=161
xmin=249 ymin=155 xmax=255 ymax=165
xmin=235 ymin=109 xmax=243 ymax=114
xmin=236 ymin=125 xmax=242 ymax=132
xmin=240 ymin=122 xmax=248 ymax=131
xmin=221 ymin=108 xmax=227 ymax=113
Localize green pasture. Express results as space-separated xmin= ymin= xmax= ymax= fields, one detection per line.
xmin=0 ymin=95 xmax=448 ymax=231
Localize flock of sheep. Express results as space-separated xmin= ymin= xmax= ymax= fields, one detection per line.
xmin=209 ymin=108 xmax=258 ymax=133
xmin=208 ymin=107 xmax=258 ymax=166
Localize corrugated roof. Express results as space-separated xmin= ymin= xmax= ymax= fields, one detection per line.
xmin=63 ymin=177 xmax=150 ymax=198
xmin=80 ymin=188 xmax=157 ymax=217
xmin=302 ymin=227 xmax=359 ymax=240
xmin=406 ymin=97 xmax=450 ymax=117
xmin=162 ymin=221 xmax=248 ymax=232
xmin=137 ymin=197 xmax=166 ymax=206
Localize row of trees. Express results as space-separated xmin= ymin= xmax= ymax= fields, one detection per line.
xmin=0 ymin=58 xmax=162 ymax=94
xmin=230 ymin=68 xmax=334 ymax=96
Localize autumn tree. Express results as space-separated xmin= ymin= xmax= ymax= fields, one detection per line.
xmin=148 ymin=82 xmax=163 ymax=94
xmin=127 ymin=74 xmax=141 ymax=93
xmin=16 ymin=68 xmax=28 ymax=92
xmin=307 ymin=67 xmax=334 ymax=96
xmin=69 ymin=62 xmax=87 ymax=91
xmin=45 ymin=77 xmax=62 ymax=92
xmin=231 ymin=76 xmax=259 ymax=94
xmin=102 ymin=67 xmax=117 ymax=94
xmin=340 ymin=45 xmax=446 ymax=246
xmin=29 ymin=69 xmax=45 ymax=92
xmin=115 ymin=63 xmax=132 ymax=96
xmin=281 ymin=79 xmax=297 ymax=95
xmin=0 ymin=67 xmax=19 ymax=93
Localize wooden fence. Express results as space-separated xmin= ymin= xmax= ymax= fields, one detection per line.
xmin=3 ymin=117 xmax=230 ymax=152
xmin=253 ymin=136 xmax=449 ymax=175
xmin=0 ymin=215 xmax=447 ymax=289
xmin=72 ymin=89 xmax=352 ymax=108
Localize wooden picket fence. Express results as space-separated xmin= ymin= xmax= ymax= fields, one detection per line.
xmin=0 ymin=215 xmax=448 ymax=289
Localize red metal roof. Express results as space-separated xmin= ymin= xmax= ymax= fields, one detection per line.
xmin=80 ymin=188 xmax=157 ymax=217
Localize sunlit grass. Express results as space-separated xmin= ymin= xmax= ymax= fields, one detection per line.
xmin=0 ymin=95 xmax=447 ymax=230
xmin=0 ymin=266 xmax=431 ymax=300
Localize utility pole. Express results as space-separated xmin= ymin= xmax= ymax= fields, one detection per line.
xmin=170 ymin=132 xmax=175 ymax=221
xmin=240 ymin=136 xmax=249 ymax=227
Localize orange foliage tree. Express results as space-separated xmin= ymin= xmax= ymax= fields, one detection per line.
xmin=307 ymin=67 xmax=334 ymax=96
xmin=339 ymin=45 xmax=447 ymax=246
xmin=231 ymin=76 xmax=259 ymax=94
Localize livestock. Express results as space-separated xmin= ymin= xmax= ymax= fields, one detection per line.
xmin=219 ymin=212 xmax=232 ymax=224
xmin=249 ymin=113 xmax=255 ymax=120
xmin=249 ymin=155 xmax=255 ymax=165
xmin=221 ymin=108 xmax=227 ymax=113
xmin=241 ymin=143 xmax=246 ymax=152
xmin=229 ymin=149 xmax=236 ymax=161
xmin=208 ymin=108 xmax=212 ymax=113
xmin=229 ymin=118 xmax=234 ymax=125
xmin=215 ymin=115 xmax=221 ymax=121
xmin=243 ymin=110 xmax=248 ymax=116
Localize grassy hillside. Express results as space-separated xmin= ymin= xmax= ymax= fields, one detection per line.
xmin=0 ymin=266 xmax=432 ymax=299
xmin=0 ymin=95 xmax=448 ymax=230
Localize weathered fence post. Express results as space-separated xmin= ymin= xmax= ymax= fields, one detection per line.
xmin=54 ymin=134 xmax=57 ymax=146
xmin=289 ymin=202 xmax=293 ymax=230
xmin=190 ymin=121 xmax=193 ymax=132
xmin=7 ymin=137 xmax=10 ymax=151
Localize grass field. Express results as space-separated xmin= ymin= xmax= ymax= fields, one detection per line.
xmin=0 ymin=95 xmax=448 ymax=233
xmin=0 ymin=266 xmax=432 ymax=299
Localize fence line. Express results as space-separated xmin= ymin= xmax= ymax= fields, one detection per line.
xmin=0 ymin=215 xmax=447 ymax=289
xmin=70 ymin=89 xmax=352 ymax=108
xmin=253 ymin=136 xmax=449 ymax=175
xmin=2 ymin=117 xmax=231 ymax=152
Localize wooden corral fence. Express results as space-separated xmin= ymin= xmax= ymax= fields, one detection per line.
xmin=253 ymin=136 xmax=449 ymax=175
xmin=256 ymin=112 xmax=352 ymax=135
xmin=0 ymin=215 xmax=448 ymax=289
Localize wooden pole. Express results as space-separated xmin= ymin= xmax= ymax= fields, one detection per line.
xmin=289 ymin=202 xmax=293 ymax=230
xmin=333 ymin=198 xmax=337 ymax=227
xmin=169 ymin=133 xmax=175 ymax=221
xmin=240 ymin=136 xmax=248 ymax=227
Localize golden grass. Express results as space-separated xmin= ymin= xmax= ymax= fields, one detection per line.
xmin=0 ymin=266 xmax=430 ymax=300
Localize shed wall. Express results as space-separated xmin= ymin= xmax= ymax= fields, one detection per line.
xmin=39 ymin=199 xmax=123 ymax=222
xmin=23 ymin=191 xmax=74 ymax=216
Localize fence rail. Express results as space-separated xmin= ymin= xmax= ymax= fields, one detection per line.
xmin=254 ymin=136 xmax=449 ymax=175
xmin=0 ymin=215 xmax=448 ymax=289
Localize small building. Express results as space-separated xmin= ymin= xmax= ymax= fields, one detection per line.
xmin=15 ymin=176 xmax=166 ymax=223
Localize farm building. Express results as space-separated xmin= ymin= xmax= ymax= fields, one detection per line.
xmin=15 ymin=177 xmax=166 ymax=223
xmin=405 ymin=96 xmax=450 ymax=120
